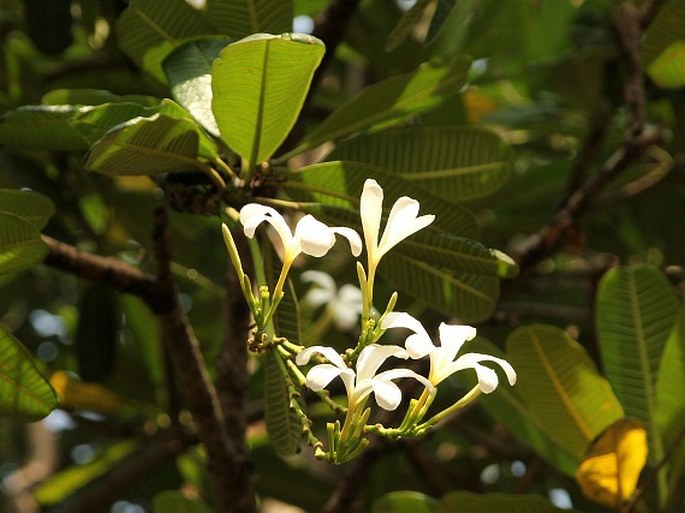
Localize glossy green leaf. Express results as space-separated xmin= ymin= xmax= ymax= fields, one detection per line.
xmin=647 ymin=41 xmax=685 ymax=89
xmin=0 ymin=327 xmax=58 ymax=421
xmin=206 ymin=0 xmax=293 ymax=39
xmin=116 ymin=0 xmax=218 ymax=82
xmin=656 ymin=304 xmax=685 ymax=496
xmin=328 ymin=126 xmax=512 ymax=201
xmin=507 ymin=324 xmax=625 ymax=460
xmin=282 ymin=161 xmax=479 ymax=239
xmin=0 ymin=212 xmax=49 ymax=274
xmin=263 ymin=349 xmax=302 ymax=456
xmin=84 ymin=114 xmax=213 ymax=176
xmin=42 ymin=89 xmax=160 ymax=107
xmin=152 ymin=490 xmax=213 ymax=513
xmin=163 ymin=38 xmax=230 ymax=136
xmin=642 ymin=0 xmax=685 ymax=65
xmin=385 ymin=0 xmax=432 ymax=52
xmin=0 ymin=105 xmax=90 ymax=151
xmin=373 ymin=491 xmax=437 ymax=513
xmin=437 ymin=491 xmax=580 ymax=513
xmin=466 ymin=338 xmax=581 ymax=476
xmin=0 ymin=189 xmax=55 ymax=229
xmin=596 ymin=265 xmax=679 ymax=463
xmin=34 ymin=440 xmax=139 ymax=505
xmin=291 ymin=56 xmax=471 ymax=155
xmin=212 ymin=33 xmax=325 ymax=166
xmin=381 ymin=255 xmax=500 ymax=321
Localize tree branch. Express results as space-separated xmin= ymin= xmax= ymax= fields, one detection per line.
xmin=152 ymin=207 xmax=255 ymax=513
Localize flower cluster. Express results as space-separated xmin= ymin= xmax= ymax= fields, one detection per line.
xmin=222 ymin=179 xmax=516 ymax=463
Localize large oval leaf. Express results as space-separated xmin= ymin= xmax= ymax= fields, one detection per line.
xmin=263 ymin=349 xmax=302 ymax=456
xmin=0 ymin=212 xmax=49 ymax=274
xmin=507 ymin=324 xmax=624 ymax=461
xmin=163 ymin=38 xmax=230 ymax=136
xmin=289 ymin=56 xmax=471 ymax=156
xmin=0 ymin=189 xmax=55 ymax=229
xmin=206 ymin=0 xmax=293 ymax=39
xmin=373 ymin=491 xmax=437 ymax=513
xmin=328 ymin=126 xmax=511 ymax=201
xmin=212 ymin=33 xmax=325 ymax=167
xmin=116 ymin=0 xmax=219 ymax=82
xmin=596 ymin=265 xmax=679 ymax=464
xmin=0 ymin=327 xmax=59 ymax=421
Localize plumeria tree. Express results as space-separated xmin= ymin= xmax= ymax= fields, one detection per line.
xmin=1 ymin=1 xmax=685 ymax=513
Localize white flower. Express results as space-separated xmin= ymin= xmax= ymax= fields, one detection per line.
xmin=360 ymin=179 xmax=435 ymax=266
xmin=381 ymin=312 xmax=517 ymax=393
xmin=301 ymin=270 xmax=363 ymax=331
xmin=296 ymin=344 xmax=433 ymax=410
xmin=239 ymin=204 xmax=362 ymax=264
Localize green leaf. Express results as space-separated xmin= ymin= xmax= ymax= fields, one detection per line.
xmin=0 ymin=212 xmax=49 ymax=274
xmin=212 ymin=33 xmax=325 ymax=166
xmin=437 ymin=491 xmax=581 ymax=513
xmin=0 ymin=189 xmax=55 ymax=229
xmin=282 ymin=161 xmax=479 ymax=239
xmin=152 ymin=490 xmax=213 ymax=513
xmin=263 ymin=349 xmax=302 ymax=456
xmin=34 ymin=440 xmax=139 ymax=505
xmin=507 ymin=324 xmax=625 ymax=461
xmin=425 ymin=0 xmax=459 ymax=46
xmin=206 ymin=0 xmax=293 ymax=39
xmin=385 ymin=0 xmax=433 ymax=52
xmin=373 ymin=491 xmax=437 ymax=513
xmin=291 ymin=56 xmax=471 ymax=155
xmin=466 ymin=338 xmax=581 ymax=476
xmin=647 ymin=41 xmax=685 ymax=89
xmin=84 ymin=114 xmax=213 ymax=176
xmin=0 ymin=327 xmax=58 ymax=421
xmin=656 ymin=304 xmax=685 ymax=497
xmin=381 ymin=255 xmax=500 ymax=321
xmin=0 ymin=105 xmax=90 ymax=151
xmin=116 ymin=0 xmax=219 ymax=82
xmin=596 ymin=265 xmax=679 ymax=463
xmin=642 ymin=0 xmax=685 ymax=65
xmin=42 ymin=89 xmax=160 ymax=107
xmin=163 ymin=38 xmax=230 ymax=136
xmin=328 ymin=126 xmax=512 ymax=201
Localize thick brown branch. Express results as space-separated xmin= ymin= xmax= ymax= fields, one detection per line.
xmin=152 ymin=207 xmax=255 ymax=513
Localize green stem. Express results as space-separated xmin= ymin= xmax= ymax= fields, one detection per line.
xmin=416 ymin=385 xmax=482 ymax=433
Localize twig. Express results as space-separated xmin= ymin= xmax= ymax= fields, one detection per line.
xmin=152 ymin=207 xmax=255 ymax=513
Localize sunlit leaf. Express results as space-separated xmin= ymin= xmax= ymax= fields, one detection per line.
xmin=0 ymin=327 xmax=58 ymax=421
xmin=596 ymin=265 xmax=679 ymax=464
xmin=0 ymin=212 xmax=49 ymax=274
xmin=0 ymin=189 xmax=55 ymax=229
xmin=328 ymin=126 xmax=512 ymax=201
xmin=152 ymin=490 xmax=213 ymax=513
xmin=164 ymin=38 xmax=230 ymax=136
xmin=212 ymin=33 xmax=325 ymax=166
xmin=373 ymin=491 xmax=437 ymax=513
xmin=42 ymin=89 xmax=160 ymax=107
xmin=576 ymin=418 xmax=648 ymax=509
xmin=507 ymin=324 xmax=625 ymax=460
xmin=50 ymin=371 xmax=125 ymax=416
xmin=291 ymin=56 xmax=471 ymax=155
xmin=206 ymin=0 xmax=293 ymax=39
xmin=647 ymin=41 xmax=685 ymax=89
xmin=116 ymin=0 xmax=219 ymax=82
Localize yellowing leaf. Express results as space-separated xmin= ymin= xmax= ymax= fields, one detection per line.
xmin=50 ymin=371 xmax=125 ymax=415
xmin=647 ymin=41 xmax=685 ymax=89
xmin=575 ymin=418 xmax=648 ymax=508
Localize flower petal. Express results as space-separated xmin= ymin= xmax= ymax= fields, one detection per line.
xmin=306 ymin=365 xmax=355 ymax=398
xmin=239 ymin=204 xmax=293 ymax=249
xmin=355 ymin=344 xmax=408 ymax=381
xmin=435 ymin=353 xmax=517 ymax=392
xmin=437 ymin=323 xmax=477 ymax=360
xmin=295 ymin=215 xmax=336 ymax=257
xmin=382 ymin=312 xmax=435 ymax=358
xmin=360 ymin=179 xmax=383 ymax=259
xmin=295 ymin=345 xmax=346 ymax=369
xmin=368 ymin=379 xmax=403 ymax=410
xmin=377 ymin=196 xmax=434 ymax=257
xmin=376 ymin=368 xmax=435 ymax=392
xmin=331 ymin=227 xmax=363 ymax=257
